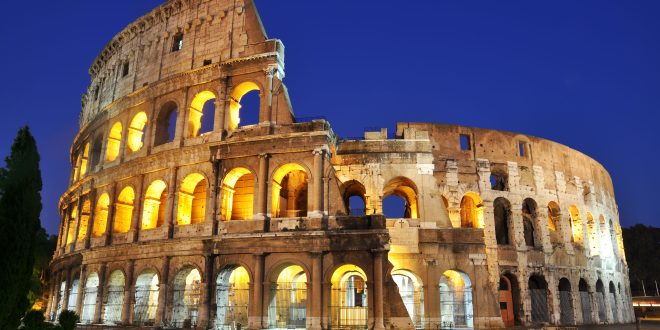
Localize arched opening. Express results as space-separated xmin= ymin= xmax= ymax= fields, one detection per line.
xmin=490 ymin=171 xmax=508 ymax=191
xmin=494 ymin=197 xmax=512 ymax=245
xmin=81 ymin=272 xmax=99 ymax=324
xmin=93 ymin=193 xmax=110 ymax=237
xmin=56 ymin=281 xmax=66 ymax=318
xmin=141 ymin=180 xmax=168 ymax=230
xmin=67 ymin=278 xmax=80 ymax=311
xmin=559 ymin=278 xmax=574 ymax=325
xmin=79 ymin=143 xmax=90 ymax=179
xmin=522 ymin=198 xmax=538 ymax=248
xmin=586 ymin=213 xmax=600 ymax=256
xmin=113 ymin=187 xmax=135 ymax=233
xmin=330 ymin=265 xmax=368 ymax=329
xmin=170 ymin=267 xmax=202 ymax=328
xmin=177 ymin=173 xmax=207 ymax=225
xmin=229 ymin=82 xmax=261 ymax=130
xmin=272 ymin=164 xmax=308 ymax=218
xmin=134 ymin=270 xmax=159 ymax=326
xmin=460 ymin=192 xmax=483 ymax=228
xmin=596 ymin=280 xmax=606 ymax=322
xmin=499 ymin=274 xmax=521 ymax=327
xmin=221 ymin=168 xmax=255 ymax=221
xmin=268 ymin=265 xmax=307 ymax=329
xmin=89 ymin=135 xmax=103 ymax=170
xmin=341 ymin=180 xmax=367 ymax=216
xmin=216 ymin=266 xmax=250 ymax=329
xmin=568 ymin=205 xmax=582 ymax=245
xmin=105 ymin=122 xmax=123 ymax=162
xmin=547 ymin=202 xmax=561 ymax=243
xmin=579 ymin=279 xmax=592 ymax=324
xmin=77 ymin=199 xmax=91 ymax=241
xmin=392 ymin=269 xmax=425 ymax=328
xmin=188 ymin=91 xmax=217 ymax=137
xmin=609 ymin=281 xmax=618 ymax=323
xmin=383 ymin=177 xmax=418 ymax=219
xmin=439 ymin=270 xmax=474 ymax=328
xmin=66 ymin=205 xmax=78 ymax=245
xmin=154 ymin=102 xmax=178 ymax=146
xmin=127 ymin=112 xmax=148 ymax=153
xmin=528 ymin=275 xmax=549 ymax=323
xmin=102 ymin=270 xmax=125 ymax=325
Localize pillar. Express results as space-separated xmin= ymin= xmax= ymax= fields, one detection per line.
xmin=310 ymin=148 xmax=325 ymax=218
xmin=372 ymin=250 xmax=385 ymax=330
xmin=255 ymin=154 xmax=270 ymax=220
xmin=128 ymin=175 xmax=145 ymax=243
xmin=84 ymin=188 xmax=97 ymax=248
xmin=93 ymin=264 xmax=107 ymax=324
xmin=72 ymin=197 xmax=84 ymax=251
xmin=103 ymin=184 xmax=117 ymax=246
xmin=197 ymin=255 xmax=214 ymax=328
xmin=62 ymin=268 xmax=72 ymax=311
xmin=310 ymin=252 xmax=323 ymax=330
xmin=164 ymin=167 xmax=178 ymax=238
xmin=248 ymin=253 xmax=265 ymax=329
xmin=122 ymin=260 xmax=135 ymax=325
xmin=75 ymin=266 xmax=86 ymax=317
xmin=156 ymin=257 xmax=171 ymax=326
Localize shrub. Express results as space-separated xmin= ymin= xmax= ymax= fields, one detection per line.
xmin=57 ymin=310 xmax=79 ymax=330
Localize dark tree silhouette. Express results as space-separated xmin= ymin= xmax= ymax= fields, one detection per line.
xmin=623 ymin=224 xmax=660 ymax=296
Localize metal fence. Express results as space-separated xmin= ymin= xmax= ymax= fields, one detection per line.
xmin=580 ymin=291 xmax=592 ymax=324
xmin=81 ymin=287 xmax=98 ymax=324
xmin=559 ymin=291 xmax=574 ymax=324
xmin=216 ymin=283 xmax=250 ymax=330
xmin=168 ymin=282 xmax=201 ymax=328
xmin=329 ymin=285 xmax=368 ymax=330
xmin=530 ymin=289 xmax=549 ymax=323
xmin=133 ymin=284 xmax=159 ymax=326
xmin=102 ymin=285 xmax=125 ymax=324
xmin=268 ymin=282 xmax=307 ymax=329
xmin=439 ymin=289 xmax=473 ymax=328
xmin=597 ymin=292 xmax=607 ymax=322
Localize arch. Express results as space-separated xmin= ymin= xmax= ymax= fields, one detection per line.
xmin=392 ymin=269 xmax=425 ymax=328
xmin=383 ymin=176 xmax=419 ymax=219
xmin=330 ymin=264 xmax=368 ymax=329
xmin=56 ymin=281 xmax=66 ymax=318
xmin=89 ymin=135 xmax=103 ymax=170
xmin=221 ymin=167 xmax=255 ymax=221
xmin=154 ymin=102 xmax=178 ymax=146
xmin=499 ymin=273 xmax=521 ymax=327
xmin=127 ymin=112 xmax=148 ymax=153
xmin=177 ymin=173 xmax=208 ymax=225
xmin=141 ymin=180 xmax=168 ymax=230
xmin=79 ymin=143 xmax=90 ymax=179
xmin=578 ymin=278 xmax=593 ymax=324
xmin=494 ymin=197 xmax=512 ymax=245
xmin=93 ymin=193 xmax=110 ymax=237
xmin=490 ymin=170 xmax=508 ymax=191
xmin=81 ymin=272 xmax=99 ymax=324
xmin=113 ymin=187 xmax=135 ymax=233
xmin=77 ymin=199 xmax=92 ymax=241
xmin=341 ymin=180 xmax=367 ymax=216
xmin=133 ymin=270 xmax=159 ymax=326
xmin=229 ymin=81 xmax=261 ymax=130
xmin=268 ymin=264 xmax=308 ymax=329
xmin=216 ymin=266 xmax=250 ymax=329
xmin=66 ymin=205 xmax=78 ymax=245
xmin=547 ymin=201 xmax=560 ymax=237
xmin=105 ymin=121 xmax=123 ymax=162
xmin=528 ymin=274 xmax=549 ymax=323
xmin=272 ymin=163 xmax=309 ymax=218
xmin=558 ymin=278 xmax=574 ymax=325
xmin=188 ymin=90 xmax=217 ymax=137
xmin=596 ymin=279 xmax=607 ymax=322
xmin=102 ymin=270 xmax=125 ymax=324
xmin=608 ymin=281 xmax=618 ymax=323
xmin=460 ymin=192 xmax=484 ymax=228
xmin=568 ymin=205 xmax=582 ymax=244
xmin=439 ymin=270 xmax=474 ymax=328
xmin=170 ymin=266 xmax=202 ymax=328
xmin=586 ymin=212 xmax=599 ymax=256
xmin=67 ymin=278 xmax=80 ymax=311
xmin=522 ymin=198 xmax=538 ymax=247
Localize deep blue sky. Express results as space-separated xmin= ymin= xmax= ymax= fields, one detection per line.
xmin=0 ymin=1 xmax=658 ymax=234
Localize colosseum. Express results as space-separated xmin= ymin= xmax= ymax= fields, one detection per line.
xmin=47 ymin=0 xmax=635 ymax=329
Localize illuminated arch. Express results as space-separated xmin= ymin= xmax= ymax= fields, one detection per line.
xmin=341 ymin=180 xmax=368 ymax=216
xmin=229 ymin=82 xmax=261 ymax=130
xmin=170 ymin=267 xmax=202 ymax=327
xmin=568 ymin=205 xmax=583 ymax=244
xmin=141 ymin=180 xmax=168 ymax=230
xmin=268 ymin=264 xmax=308 ymax=329
xmin=93 ymin=193 xmax=110 ymax=237
xmin=177 ymin=173 xmax=207 ymax=225
xmin=127 ymin=112 xmax=148 ymax=153
xmin=188 ymin=91 xmax=217 ymax=137
xmin=113 ymin=187 xmax=135 ymax=233
xmin=77 ymin=199 xmax=91 ymax=241
xmin=78 ymin=143 xmax=90 ymax=180
xmin=460 ymin=192 xmax=483 ymax=228
xmin=272 ymin=163 xmax=309 ymax=218
xmin=102 ymin=270 xmax=125 ymax=324
xmin=81 ymin=272 xmax=99 ymax=324
xmin=105 ymin=122 xmax=123 ymax=162
xmin=547 ymin=201 xmax=560 ymax=232
xmin=220 ymin=167 xmax=255 ymax=221
xmin=66 ymin=205 xmax=78 ymax=245
xmin=392 ymin=269 xmax=425 ymax=328
xmin=133 ymin=270 xmax=159 ymax=326
xmin=216 ymin=266 xmax=250 ymax=328
xmin=330 ymin=264 xmax=368 ymax=329
xmin=383 ymin=176 xmax=418 ymax=219
xmin=439 ymin=270 xmax=474 ymax=328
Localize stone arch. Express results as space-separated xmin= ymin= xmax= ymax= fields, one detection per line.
xmin=133 ymin=269 xmax=159 ymax=326
xmin=522 ymin=198 xmax=539 ymax=248
xmin=391 ymin=269 xmax=425 ymax=328
xmin=93 ymin=193 xmax=110 ymax=237
xmin=558 ymin=278 xmax=574 ymax=325
xmin=113 ymin=186 xmax=135 ymax=233
xmin=340 ymin=179 xmax=367 ymax=216
xmin=229 ymin=81 xmax=261 ymax=130
xmin=460 ymin=192 xmax=483 ymax=228
xmin=89 ymin=134 xmax=103 ymax=170
xmin=127 ymin=111 xmax=148 ymax=153
xmin=216 ymin=265 xmax=250 ymax=329
xmin=578 ymin=278 xmax=593 ymax=324
xmin=81 ymin=272 xmax=99 ymax=324
xmin=596 ymin=279 xmax=606 ymax=322
xmin=77 ymin=198 xmax=92 ymax=241
xmin=547 ymin=201 xmax=561 ymax=243
xmin=608 ymin=281 xmax=618 ymax=323
xmin=188 ymin=90 xmax=217 ymax=137
xmin=78 ymin=142 xmax=90 ymax=180
xmin=154 ymin=101 xmax=178 ymax=146
xmin=494 ymin=197 xmax=512 ymax=245
xmin=439 ymin=270 xmax=474 ymax=328
xmin=170 ymin=266 xmax=203 ymax=327
xmin=67 ymin=276 xmax=80 ymax=312
xmin=221 ymin=167 xmax=255 ymax=221
xmin=105 ymin=121 xmax=123 ymax=162
xmin=66 ymin=204 xmax=78 ymax=245
xmin=499 ymin=272 xmax=522 ymax=327
xmin=568 ymin=205 xmax=583 ymax=245
xmin=528 ymin=274 xmax=549 ymax=323
xmin=102 ymin=269 xmax=125 ymax=325
xmin=271 ymin=163 xmax=309 ymax=218
xmin=267 ymin=262 xmax=308 ymax=329
xmin=382 ymin=176 xmax=419 ymax=219
xmin=141 ymin=180 xmax=168 ymax=230
xmin=330 ymin=264 xmax=368 ymax=329
xmin=177 ymin=173 xmax=208 ymax=225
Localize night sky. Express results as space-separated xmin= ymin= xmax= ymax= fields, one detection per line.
xmin=0 ymin=1 xmax=658 ymax=235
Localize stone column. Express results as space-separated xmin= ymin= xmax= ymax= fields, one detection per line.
xmin=255 ymin=154 xmax=270 ymax=220
xmin=93 ymin=264 xmax=108 ymax=324
xmin=249 ymin=253 xmax=265 ymax=330
xmin=122 ymin=260 xmax=135 ymax=325
xmin=62 ymin=268 xmax=72 ymax=311
xmin=156 ymin=256 xmax=171 ymax=326
xmin=372 ymin=250 xmax=386 ymax=330
xmin=197 ymin=255 xmax=214 ymax=328
xmin=72 ymin=197 xmax=84 ymax=251
xmin=75 ymin=266 xmax=87 ymax=317
xmin=128 ymin=175 xmax=145 ymax=243
xmin=164 ymin=167 xmax=179 ymax=239
xmin=103 ymin=184 xmax=117 ymax=246
xmin=310 ymin=252 xmax=323 ymax=330
xmin=213 ymin=97 xmax=225 ymax=134
xmin=46 ymin=272 xmax=58 ymax=320
xmin=310 ymin=148 xmax=326 ymax=218
xmin=84 ymin=188 xmax=97 ymax=249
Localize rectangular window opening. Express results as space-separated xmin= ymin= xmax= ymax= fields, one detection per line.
xmin=122 ymin=62 xmax=130 ymax=77
xmin=518 ymin=141 xmax=528 ymax=157
xmin=460 ymin=134 xmax=471 ymax=151
xmin=203 ymin=59 xmax=212 ymax=66
xmin=172 ymin=33 xmax=184 ymax=52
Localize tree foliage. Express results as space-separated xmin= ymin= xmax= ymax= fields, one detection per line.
xmin=623 ymin=224 xmax=660 ymax=296
xmin=0 ymin=127 xmax=43 ymax=329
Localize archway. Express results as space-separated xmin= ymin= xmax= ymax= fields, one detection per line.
xmin=93 ymin=193 xmax=110 ymax=237
xmin=105 ymin=122 xmax=123 ymax=162
xmin=330 ymin=264 xmax=368 ymax=329
xmin=596 ymin=280 xmax=606 ymax=322
xmin=460 ymin=192 xmax=483 ymax=228
xmin=216 ymin=266 xmax=250 ymax=329
xmin=579 ymin=279 xmax=592 ymax=324
xmin=587 ymin=213 xmax=599 ymax=256
xmin=494 ymin=198 xmax=512 ymax=245
xmin=154 ymin=102 xmax=178 ymax=146
xmin=170 ymin=267 xmax=202 ymax=327
xmin=66 ymin=205 xmax=78 ymax=245
xmin=56 ymin=281 xmax=66 ymax=318
xmin=499 ymin=274 xmax=521 ymax=327
xmin=229 ymin=82 xmax=261 ymax=130
xmin=221 ymin=168 xmax=255 ymax=221
xmin=341 ymin=180 xmax=367 ymax=216
xmin=383 ymin=177 xmax=418 ymax=219
xmin=528 ymin=275 xmax=549 ymax=323
xmin=439 ymin=270 xmax=473 ymax=328
xmin=77 ymin=199 xmax=91 ymax=241
xmin=102 ymin=270 xmax=125 ymax=325
xmin=558 ymin=278 xmax=574 ymax=325
xmin=268 ymin=265 xmax=307 ymax=329
xmin=113 ymin=187 xmax=135 ymax=233
xmin=177 ymin=173 xmax=207 ymax=225
xmin=568 ymin=206 xmax=582 ymax=245
xmin=127 ymin=112 xmax=148 ymax=153
xmin=609 ymin=281 xmax=618 ymax=323
xmin=188 ymin=91 xmax=217 ymax=137
xmin=81 ymin=272 xmax=99 ymax=324
xmin=522 ymin=198 xmax=538 ymax=247
xmin=272 ymin=164 xmax=308 ymax=218
xmin=547 ymin=202 xmax=561 ymax=243
xmin=141 ymin=180 xmax=168 ymax=230
xmin=133 ymin=270 xmax=159 ymax=326
xmin=392 ymin=269 xmax=425 ymax=328
xmin=67 ymin=278 xmax=79 ymax=311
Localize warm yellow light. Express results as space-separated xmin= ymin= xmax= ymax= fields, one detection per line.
xmin=383 ymin=177 xmax=419 ymax=218
xmin=221 ymin=167 xmax=255 ymax=221
xmin=271 ymin=163 xmax=308 ymax=218
xmin=547 ymin=201 xmax=560 ymax=232
xmin=141 ymin=180 xmax=167 ymax=230
xmin=177 ymin=173 xmax=207 ymax=225
xmin=77 ymin=199 xmax=91 ymax=241
xmin=113 ymin=187 xmax=135 ymax=233
xmin=66 ymin=205 xmax=79 ymax=245
xmin=331 ymin=264 xmax=368 ymax=284
xmin=93 ymin=193 xmax=110 ymax=237
xmin=188 ymin=91 xmax=216 ymax=137
xmin=442 ymin=270 xmax=465 ymax=288
xmin=79 ymin=143 xmax=89 ymax=178
xmin=568 ymin=205 xmax=582 ymax=243
xmin=460 ymin=192 xmax=483 ymax=228
xmin=229 ymin=82 xmax=260 ymax=130
xmin=127 ymin=112 xmax=148 ymax=153
xmin=105 ymin=122 xmax=123 ymax=162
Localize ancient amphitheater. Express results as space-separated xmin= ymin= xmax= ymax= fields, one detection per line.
xmin=47 ymin=0 xmax=634 ymax=329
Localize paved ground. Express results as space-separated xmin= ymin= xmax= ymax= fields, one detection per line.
xmin=577 ymin=320 xmax=660 ymax=329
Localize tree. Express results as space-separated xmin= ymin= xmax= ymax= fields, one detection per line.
xmin=0 ymin=127 xmax=43 ymax=329
xmin=622 ymin=224 xmax=660 ymax=296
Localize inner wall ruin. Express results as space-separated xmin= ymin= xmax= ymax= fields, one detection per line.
xmin=47 ymin=0 xmax=634 ymax=328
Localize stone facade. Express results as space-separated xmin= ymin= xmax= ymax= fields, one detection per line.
xmin=47 ymin=0 xmax=634 ymax=329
